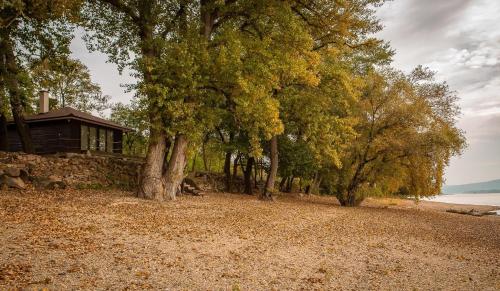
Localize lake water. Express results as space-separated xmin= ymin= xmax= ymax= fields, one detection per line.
xmin=424 ymin=193 xmax=500 ymax=206
xmin=424 ymin=193 xmax=500 ymax=215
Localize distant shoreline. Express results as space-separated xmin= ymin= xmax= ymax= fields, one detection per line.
xmin=368 ymin=196 xmax=500 ymax=214
xmin=441 ymin=190 xmax=500 ymax=194
xmin=422 ymin=193 xmax=500 ymax=209
xmin=442 ymin=179 xmax=500 ymax=195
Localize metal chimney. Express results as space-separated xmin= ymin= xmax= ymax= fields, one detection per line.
xmin=39 ymin=90 xmax=49 ymax=114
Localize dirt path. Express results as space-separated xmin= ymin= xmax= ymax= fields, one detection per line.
xmin=0 ymin=190 xmax=499 ymax=290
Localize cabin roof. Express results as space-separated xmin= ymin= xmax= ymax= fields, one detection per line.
xmin=10 ymin=107 xmax=131 ymax=131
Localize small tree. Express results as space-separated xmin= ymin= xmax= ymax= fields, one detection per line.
xmin=0 ymin=78 xmax=8 ymax=151
xmin=0 ymin=0 xmax=80 ymax=153
xmin=110 ymin=101 xmax=149 ymax=156
xmin=324 ymin=67 xmax=466 ymax=206
xmin=30 ymin=57 xmax=110 ymax=114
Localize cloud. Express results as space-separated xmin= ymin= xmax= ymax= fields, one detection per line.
xmin=70 ymin=28 xmax=136 ymax=105
xmin=377 ymin=0 xmax=500 ymax=184
xmin=446 ymin=113 xmax=500 ymax=184
xmin=459 ymin=113 xmax=500 ymax=142
xmin=66 ymin=1 xmax=500 ymax=184
xmin=435 ymin=46 xmax=499 ymax=70
xmin=377 ymin=0 xmax=475 ymax=69
xmin=378 ymin=0 xmax=473 ymax=34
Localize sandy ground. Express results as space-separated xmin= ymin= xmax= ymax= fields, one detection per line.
xmin=0 ymin=189 xmax=499 ymax=290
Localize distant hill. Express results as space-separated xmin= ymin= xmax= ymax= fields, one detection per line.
xmin=442 ymin=179 xmax=500 ymax=194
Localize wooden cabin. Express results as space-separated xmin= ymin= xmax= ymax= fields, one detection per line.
xmin=5 ymin=91 xmax=130 ymax=155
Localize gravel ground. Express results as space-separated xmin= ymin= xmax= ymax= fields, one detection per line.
xmin=0 ymin=189 xmax=499 ymax=290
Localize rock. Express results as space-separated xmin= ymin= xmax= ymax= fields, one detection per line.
xmin=19 ymin=169 xmax=30 ymax=183
xmin=33 ymin=176 xmax=66 ymax=190
xmin=48 ymin=175 xmax=63 ymax=182
xmin=22 ymin=154 xmax=40 ymax=162
xmin=4 ymin=167 xmax=21 ymax=177
xmin=64 ymin=152 xmax=80 ymax=158
xmin=4 ymin=176 xmax=26 ymax=189
xmin=184 ymin=177 xmax=202 ymax=191
xmin=0 ymin=151 xmax=144 ymax=190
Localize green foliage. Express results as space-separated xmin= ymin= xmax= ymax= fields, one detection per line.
xmin=1 ymin=0 xmax=80 ymax=65
xmin=29 ymin=57 xmax=110 ymax=113
xmin=321 ymin=67 xmax=466 ymax=206
xmin=278 ymin=135 xmax=316 ymax=180
xmin=0 ymin=77 xmax=8 ymax=116
xmin=75 ymin=182 xmax=106 ymax=190
xmin=1 ymin=0 xmax=465 ymax=205
xmin=1 ymin=0 xmax=82 ymax=115
xmin=110 ymin=101 xmax=149 ymax=156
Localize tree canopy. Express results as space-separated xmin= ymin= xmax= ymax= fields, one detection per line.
xmin=1 ymin=0 xmax=82 ymax=152
xmin=1 ymin=0 xmax=466 ymax=206
xmin=29 ymin=57 xmax=110 ymax=113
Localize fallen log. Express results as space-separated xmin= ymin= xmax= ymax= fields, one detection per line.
xmin=445 ymin=209 xmax=496 ymax=217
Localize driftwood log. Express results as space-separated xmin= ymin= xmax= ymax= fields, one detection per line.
xmin=446 ymin=209 xmax=497 ymax=217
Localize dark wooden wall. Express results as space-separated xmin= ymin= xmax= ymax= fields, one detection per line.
xmin=6 ymin=119 xmax=124 ymax=154
xmin=113 ymin=129 xmax=123 ymax=154
xmin=7 ymin=120 xmax=73 ymax=154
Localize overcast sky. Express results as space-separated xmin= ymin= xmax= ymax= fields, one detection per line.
xmin=376 ymin=0 xmax=500 ymax=185
xmin=70 ymin=0 xmax=500 ymax=186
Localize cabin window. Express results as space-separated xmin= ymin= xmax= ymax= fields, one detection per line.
xmin=99 ymin=128 xmax=106 ymax=151
xmin=89 ymin=127 xmax=97 ymax=150
xmin=106 ymin=130 xmax=114 ymax=153
xmin=81 ymin=125 xmax=88 ymax=150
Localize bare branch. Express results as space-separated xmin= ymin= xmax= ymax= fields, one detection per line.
xmin=100 ymin=0 xmax=140 ymax=22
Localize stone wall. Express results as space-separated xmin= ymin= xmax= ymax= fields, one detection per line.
xmin=0 ymin=151 xmax=144 ymax=190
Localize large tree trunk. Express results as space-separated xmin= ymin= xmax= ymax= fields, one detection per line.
xmin=259 ymin=158 xmax=263 ymax=181
xmin=136 ymin=4 xmax=168 ymax=201
xmin=0 ymin=29 xmax=34 ymax=153
xmin=279 ymin=176 xmax=287 ymax=192
xmin=254 ymin=159 xmax=258 ymax=188
xmin=221 ymin=131 xmax=235 ymax=192
xmin=200 ymin=131 xmax=210 ymax=168
xmin=223 ymin=150 xmax=232 ymax=192
xmin=202 ymin=139 xmax=209 ymax=171
xmin=191 ymin=152 xmax=197 ymax=173
xmin=232 ymin=153 xmax=241 ymax=192
xmin=336 ymin=192 xmax=347 ymax=206
xmin=306 ymin=172 xmax=319 ymax=195
xmin=163 ymin=134 xmax=188 ymax=200
xmin=0 ymin=83 xmax=8 ymax=151
xmin=162 ymin=138 xmax=173 ymax=174
xmin=243 ymin=156 xmax=254 ymax=195
xmin=138 ymin=127 xmax=167 ymax=200
xmin=0 ymin=111 xmax=7 ymax=151
xmin=347 ymin=190 xmax=364 ymax=206
xmin=232 ymin=153 xmax=240 ymax=178
xmin=261 ymin=135 xmax=278 ymax=200
xmin=200 ymin=0 xmax=216 ymax=39
xmin=337 ymin=191 xmax=359 ymax=207
xmin=285 ymin=176 xmax=295 ymax=193
xmin=139 ymin=51 xmax=171 ymax=200
xmin=337 ymin=187 xmax=363 ymax=207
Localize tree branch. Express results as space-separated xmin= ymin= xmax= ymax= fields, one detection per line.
xmin=101 ymin=0 xmax=140 ymax=22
